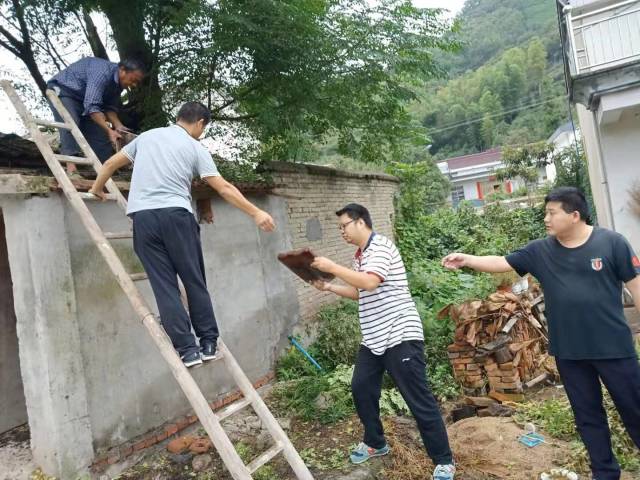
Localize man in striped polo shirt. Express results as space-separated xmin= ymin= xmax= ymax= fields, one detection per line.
xmin=311 ymin=203 xmax=455 ymax=480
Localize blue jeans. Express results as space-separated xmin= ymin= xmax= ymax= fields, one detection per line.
xmin=46 ymin=83 xmax=114 ymax=162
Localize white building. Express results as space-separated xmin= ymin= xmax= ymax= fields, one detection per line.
xmin=558 ymin=0 xmax=640 ymax=250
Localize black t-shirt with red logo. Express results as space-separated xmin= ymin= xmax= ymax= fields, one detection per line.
xmin=506 ymin=227 xmax=639 ymax=360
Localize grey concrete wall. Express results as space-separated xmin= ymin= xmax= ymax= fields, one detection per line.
xmin=65 ymin=193 xmax=298 ymax=451
xmin=0 ymin=210 xmax=27 ymax=434
xmin=1 ymin=196 xmax=95 ymax=478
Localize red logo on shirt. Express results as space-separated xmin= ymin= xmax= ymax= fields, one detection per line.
xmin=591 ymin=258 xmax=603 ymax=271
xmin=632 ymin=256 xmax=640 ymax=268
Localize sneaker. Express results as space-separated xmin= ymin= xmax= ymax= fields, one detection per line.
xmin=181 ymin=351 xmax=203 ymax=368
xmin=349 ymin=442 xmax=390 ymax=464
xmin=200 ymin=341 xmax=218 ymax=361
xmin=433 ymin=464 xmax=456 ymax=480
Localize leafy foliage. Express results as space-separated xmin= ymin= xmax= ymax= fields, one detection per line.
xmin=2 ymin=0 xmax=460 ymax=163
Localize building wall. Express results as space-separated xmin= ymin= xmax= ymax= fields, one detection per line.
xmin=598 ymin=104 xmax=640 ymax=250
xmin=0 ymin=164 xmax=399 ymax=478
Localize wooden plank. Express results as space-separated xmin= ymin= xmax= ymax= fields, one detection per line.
xmin=104 ymin=231 xmax=134 ymax=240
xmin=129 ymin=272 xmax=148 ymax=281
xmin=55 ymin=154 xmax=94 ymax=166
xmin=34 ymin=118 xmax=71 ymax=130
xmin=217 ymin=397 xmax=251 ymax=422
xmin=247 ymin=442 xmax=283 ymax=474
xmin=78 ymin=192 xmax=116 ymax=201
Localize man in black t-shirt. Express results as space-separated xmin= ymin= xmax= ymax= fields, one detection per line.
xmin=442 ymin=187 xmax=640 ymax=480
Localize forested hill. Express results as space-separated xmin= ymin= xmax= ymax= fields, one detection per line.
xmin=417 ymin=0 xmax=569 ymax=159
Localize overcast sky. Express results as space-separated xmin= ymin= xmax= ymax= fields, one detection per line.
xmin=0 ymin=1 xmax=466 ymax=135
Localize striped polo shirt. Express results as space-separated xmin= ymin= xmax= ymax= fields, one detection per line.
xmin=353 ymin=233 xmax=424 ymax=355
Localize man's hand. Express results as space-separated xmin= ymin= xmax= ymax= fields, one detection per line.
xmin=311 ymin=279 xmax=332 ymax=291
xmin=441 ymin=252 xmax=469 ymax=270
xmin=311 ymin=256 xmax=337 ymax=274
xmin=107 ymin=128 xmax=122 ymax=147
xmin=88 ymin=185 xmax=106 ymax=201
xmin=253 ymin=210 xmax=275 ymax=232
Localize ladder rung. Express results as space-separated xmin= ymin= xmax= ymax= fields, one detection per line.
xmin=104 ymin=231 xmax=133 ymax=240
xmin=129 ymin=273 xmax=148 ymax=281
xmin=78 ymin=192 xmax=116 ymax=201
xmin=35 ymin=118 xmax=71 ymax=130
xmin=246 ymin=442 xmax=283 ymax=474
xmin=55 ymin=154 xmax=94 ymax=166
xmin=217 ymin=397 xmax=250 ymax=421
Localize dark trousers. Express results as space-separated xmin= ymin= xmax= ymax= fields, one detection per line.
xmin=132 ymin=208 xmax=219 ymax=357
xmin=47 ymin=83 xmax=114 ymax=162
xmin=556 ymin=357 xmax=640 ymax=480
xmin=352 ymin=340 xmax=453 ymax=465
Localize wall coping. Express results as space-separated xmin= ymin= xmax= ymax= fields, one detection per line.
xmin=266 ymin=161 xmax=399 ymax=183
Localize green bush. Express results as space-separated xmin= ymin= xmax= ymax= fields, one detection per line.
xmin=314 ymin=301 xmax=361 ymax=370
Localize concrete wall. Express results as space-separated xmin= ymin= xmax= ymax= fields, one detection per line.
xmin=0 ymin=210 xmax=27 ymax=434
xmin=0 ymin=163 xmax=399 ymax=478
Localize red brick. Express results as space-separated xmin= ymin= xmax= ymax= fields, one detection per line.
xmin=120 ymin=446 xmax=134 ymax=458
xmin=132 ymin=440 xmax=146 ymax=452
xmin=466 ymin=364 xmax=480 ymax=371
xmin=188 ymin=415 xmax=198 ymax=424
xmin=165 ymin=424 xmax=179 ymax=436
xmin=498 ymin=362 xmax=514 ymax=371
xmin=91 ymin=458 xmax=109 ymax=472
xmin=144 ymin=437 xmax=157 ymax=448
xmin=107 ymin=454 xmax=120 ymax=465
xmin=176 ymin=417 xmax=191 ymax=431
xmin=156 ymin=432 xmax=169 ymax=443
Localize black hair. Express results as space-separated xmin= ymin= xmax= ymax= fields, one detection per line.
xmin=335 ymin=203 xmax=373 ymax=229
xmin=544 ymin=186 xmax=590 ymax=222
xmin=176 ymin=101 xmax=212 ymax=125
xmin=118 ymin=58 xmax=147 ymax=74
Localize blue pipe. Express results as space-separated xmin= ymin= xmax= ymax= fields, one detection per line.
xmin=288 ymin=336 xmax=322 ymax=371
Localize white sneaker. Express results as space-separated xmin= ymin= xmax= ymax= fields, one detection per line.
xmin=433 ymin=464 xmax=455 ymax=480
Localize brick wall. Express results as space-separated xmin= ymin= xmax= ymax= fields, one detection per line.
xmin=268 ymin=162 xmax=399 ymax=327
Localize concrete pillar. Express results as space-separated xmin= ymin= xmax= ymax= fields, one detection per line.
xmin=0 ymin=210 xmax=27 ymax=433
xmin=1 ymin=195 xmax=94 ymax=478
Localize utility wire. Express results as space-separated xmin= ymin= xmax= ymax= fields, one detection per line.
xmin=427 ymin=95 xmax=567 ymax=134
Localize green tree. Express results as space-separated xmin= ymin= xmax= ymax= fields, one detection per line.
xmin=496 ymin=141 xmax=554 ymax=200
xmin=0 ymin=0 xmax=459 ymax=162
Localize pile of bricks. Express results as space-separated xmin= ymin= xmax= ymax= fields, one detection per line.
xmin=444 ymin=282 xmax=552 ymax=394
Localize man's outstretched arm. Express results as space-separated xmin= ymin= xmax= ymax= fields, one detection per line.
xmin=441 ymin=253 xmax=513 ymax=273
xmin=205 ymin=175 xmax=275 ymax=232
xmin=625 ymin=276 xmax=640 ymax=314
xmin=89 ymin=151 xmax=130 ymax=199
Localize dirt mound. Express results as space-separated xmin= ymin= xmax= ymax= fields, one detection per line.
xmin=448 ymin=417 xmax=568 ymax=479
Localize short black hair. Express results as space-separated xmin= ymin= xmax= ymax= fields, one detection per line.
xmin=545 ymin=186 xmax=590 ymax=221
xmin=336 ymin=203 xmax=373 ymax=229
xmin=176 ymin=102 xmax=211 ymax=125
xmin=118 ymin=58 xmax=147 ymax=74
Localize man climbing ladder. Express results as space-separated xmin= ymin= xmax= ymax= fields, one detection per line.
xmin=90 ymin=101 xmax=275 ymax=367
xmin=1 ymin=80 xmax=313 ymax=480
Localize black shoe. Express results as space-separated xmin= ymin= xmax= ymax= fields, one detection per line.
xmin=200 ymin=341 xmax=218 ymax=361
xmin=181 ymin=351 xmax=203 ymax=368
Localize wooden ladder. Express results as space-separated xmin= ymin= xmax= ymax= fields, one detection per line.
xmin=1 ymin=80 xmax=314 ymax=480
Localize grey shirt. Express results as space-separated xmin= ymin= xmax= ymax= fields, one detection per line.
xmin=123 ymin=125 xmax=220 ymax=215
xmin=506 ymin=227 xmax=639 ymax=360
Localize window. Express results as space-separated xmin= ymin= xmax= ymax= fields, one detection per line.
xmin=451 ymin=185 xmax=465 ymax=205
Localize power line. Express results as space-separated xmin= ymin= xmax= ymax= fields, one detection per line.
xmin=427 ymin=95 xmax=567 ymax=134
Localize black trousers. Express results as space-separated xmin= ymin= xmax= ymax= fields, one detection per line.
xmin=132 ymin=208 xmax=219 ymax=356
xmin=556 ymin=357 xmax=640 ymax=480
xmin=47 ymin=82 xmax=114 ymax=162
xmin=352 ymin=340 xmax=453 ymax=465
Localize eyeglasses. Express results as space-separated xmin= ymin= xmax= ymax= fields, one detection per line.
xmin=338 ymin=219 xmax=356 ymax=231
